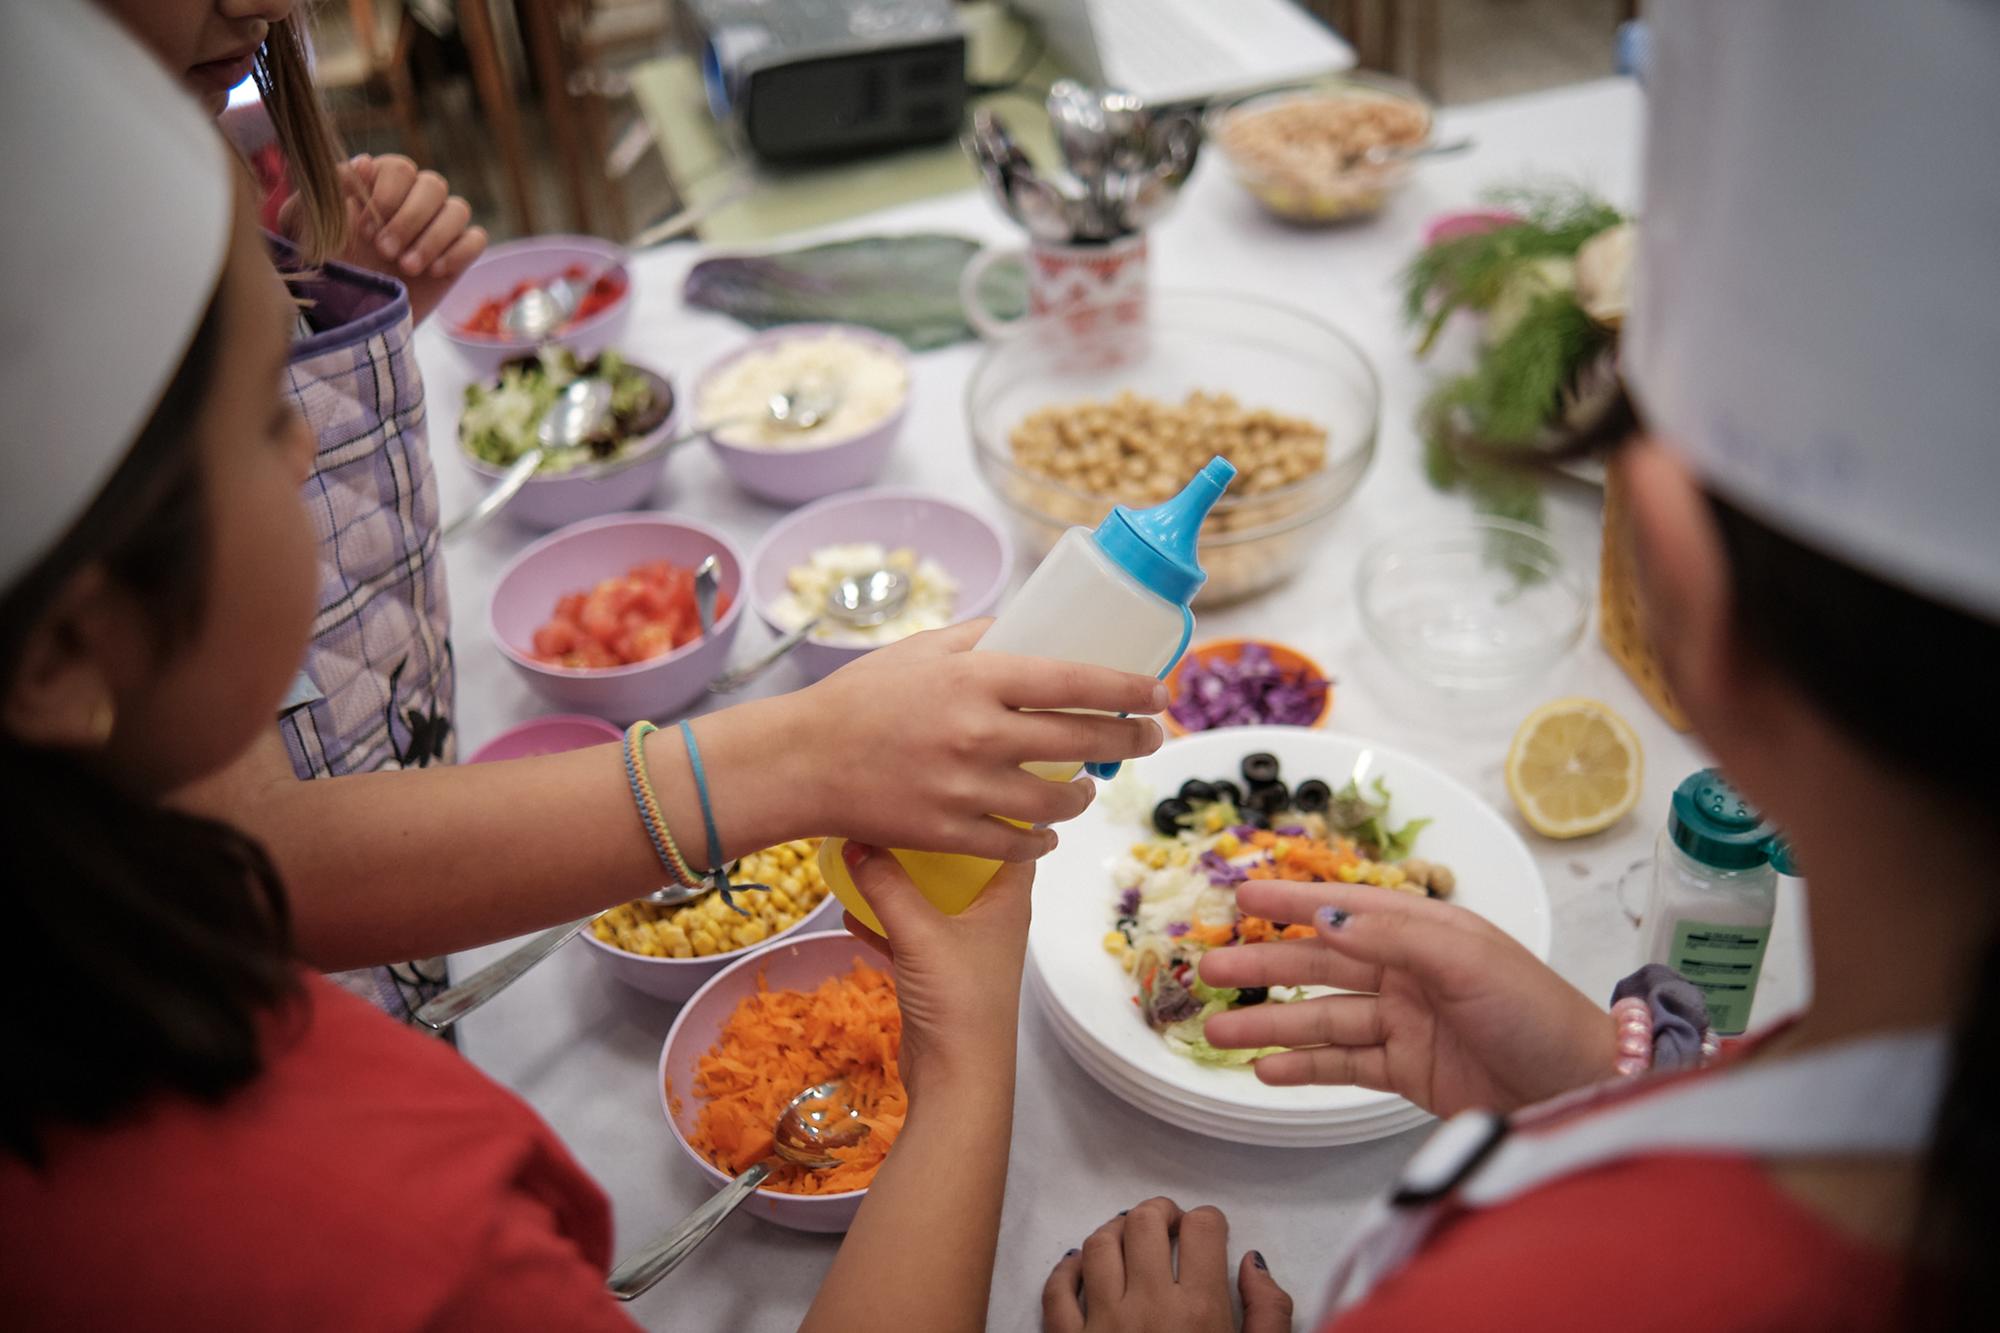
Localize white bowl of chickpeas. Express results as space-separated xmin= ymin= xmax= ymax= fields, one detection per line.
xmin=583 ymin=839 xmax=842 ymax=1001
xmin=1208 ymin=75 xmax=1437 ymax=225
xmin=967 ymin=290 xmax=1379 ymax=606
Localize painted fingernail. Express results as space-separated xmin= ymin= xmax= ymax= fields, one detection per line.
xmin=1065 ymin=1248 xmax=1080 ymax=1258
xmin=1117 ymin=1210 xmax=1128 ymax=1217
xmin=842 ymin=841 xmax=875 ymax=870
xmin=1251 ymin=1250 xmax=1268 ymax=1271
xmin=1315 ymin=905 xmax=1350 ymax=930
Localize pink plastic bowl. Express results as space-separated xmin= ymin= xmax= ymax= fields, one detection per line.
xmin=465 ymin=714 xmax=622 ymax=764
xmin=582 ymin=892 xmax=841 ymax=1003
xmin=457 ymin=365 xmax=683 ymax=532
xmin=488 ymin=513 xmax=746 ymax=724
xmin=744 ymin=488 xmax=1013 ymax=684
xmin=658 ymin=931 xmax=890 ymax=1233
xmin=695 ymin=324 xmax=909 ymax=506
xmin=438 ymin=235 xmax=634 ymax=376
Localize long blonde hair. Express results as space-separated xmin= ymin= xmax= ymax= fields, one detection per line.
xmin=251 ymin=16 xmax=350 ymax=267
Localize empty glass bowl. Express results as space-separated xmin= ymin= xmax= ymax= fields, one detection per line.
xmin=1357 ymin=519 xmax=1589 ymax=693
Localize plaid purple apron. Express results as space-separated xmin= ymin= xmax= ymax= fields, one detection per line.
xmin=275 ymin=248 xmax=454 ymax=1025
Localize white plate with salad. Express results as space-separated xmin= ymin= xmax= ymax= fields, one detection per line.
xmin=1028 ymin=726 xmax=1550 ymax=1140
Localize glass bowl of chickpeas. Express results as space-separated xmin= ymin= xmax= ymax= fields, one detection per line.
xmin=582 ymin=839 xmax=840 ymax=1000
xmin=1207 ymin=74 xmax=1437 ymax=225
xmin=967 ymin=290 xmax=1379 ymax=606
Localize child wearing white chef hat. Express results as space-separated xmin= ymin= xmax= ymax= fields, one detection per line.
xmin=0 ymin=8 xmax=1158 ymax=1328
xmin=1048 ymin=1 xmax=2000 ymax=1329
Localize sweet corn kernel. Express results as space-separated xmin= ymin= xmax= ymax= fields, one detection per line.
xmin=1102 ymin=930 xmax=1131 ymax=955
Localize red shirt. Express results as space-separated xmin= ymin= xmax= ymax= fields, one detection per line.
xmin=1323 ymin=1068 xmax=1909 ymax=1332
xmin=1 ymin=976 xmax=636 ymax=1331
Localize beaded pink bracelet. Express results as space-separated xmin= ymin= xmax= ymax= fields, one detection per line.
xmin=1611 ymin=996 xmax=1654 ymax=1077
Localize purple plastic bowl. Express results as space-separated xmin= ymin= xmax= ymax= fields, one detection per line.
xmin=438 ymin=235 xmax=634 ymax=376
xmin=489 ymin=513 xmax=747 ymax=724
xmin=582 ymin=891 xmax=841 ymax=1003
xmin=659 ymin=931 xmax=890 ymax=1233
xmin=695 ymin=324 xmax=909 ymax=506
xmin=745 ymin=488 xmax=1013 ymax=683
xmin=465 ymin=714 xmax=622 ymax=764
xmin=457 ymin=366 xmax=683 ymax=532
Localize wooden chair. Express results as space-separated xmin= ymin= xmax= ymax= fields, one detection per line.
xmin=309 ymin=0 xmax=433 ymax=165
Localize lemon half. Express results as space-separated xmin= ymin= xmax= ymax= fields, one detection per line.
xmin=1505 ymin=697 xmax=1644 ymax=839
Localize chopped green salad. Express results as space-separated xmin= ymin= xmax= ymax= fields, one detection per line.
xmin=459 ymin=348 xmax=665 ymax=474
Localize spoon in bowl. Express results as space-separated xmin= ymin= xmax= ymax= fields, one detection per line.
xmin=500 ymin=265 xmax=615 ymax=341
xmin=412 ymin=880 xmax=710 ymax=1032
xmin=441 ymin=376 xmax=617 ymax=546
xmin=607 ymin=1079 xmax=871 ymax=1300
xmin=707 ymin=566 xmax=911 ymax=693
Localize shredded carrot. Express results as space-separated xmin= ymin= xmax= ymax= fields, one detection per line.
xmin=1188 ymin=922 xmax=1238 ymax=948
xmin=684 ymin=961 xmax=906 ymax=1195
xmin=1280 ymin=923 xmax=1318 ymax=941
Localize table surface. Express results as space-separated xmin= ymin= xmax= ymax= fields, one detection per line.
xmin=421 ymin=76 xmax=1810 ymax=1331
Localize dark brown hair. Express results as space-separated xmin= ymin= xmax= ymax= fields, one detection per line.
xmin=0 ymin=285 xmax=300 ymax=1164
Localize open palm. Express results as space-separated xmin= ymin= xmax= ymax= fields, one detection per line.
xmin=1199 ymin=883 xmax=1614 ymax=1118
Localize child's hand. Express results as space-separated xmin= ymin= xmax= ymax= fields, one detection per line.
xmin=840 ymin=845 xmax=1033 ymax=1095
xmin=1199 ymin=882 xmax=1616 ymax=1117
xmin=284 ymin=154 xmax=487 ymax=326
xmin=791 ymin=621 xmax=1168 ymax=863
xmin=1042 ymin=1198 xmax=1293 ymax=1333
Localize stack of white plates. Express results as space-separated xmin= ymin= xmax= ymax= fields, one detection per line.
xmin=1028 ymin=727 xmax=1552 ymax=1149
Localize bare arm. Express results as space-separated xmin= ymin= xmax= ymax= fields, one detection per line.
xmin=171 ymin=626 xmax=1167 ymax=972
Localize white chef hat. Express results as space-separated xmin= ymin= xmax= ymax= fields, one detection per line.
xmin=1627 ymin=0 xmax=2000 ymax=621
xmin=0 ymin=1 xmax=234 ymax=593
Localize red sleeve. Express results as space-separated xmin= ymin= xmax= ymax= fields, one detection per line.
xmin=427 ymin=1185 xmax=639 ymax=1333
xmin=1322 ymin=1157 xmax=1905 ymax=1333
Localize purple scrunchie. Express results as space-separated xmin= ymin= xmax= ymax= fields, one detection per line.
xmin=1611 ymin=964 xmax=1711 ymax=1072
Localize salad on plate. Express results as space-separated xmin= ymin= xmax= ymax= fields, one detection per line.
xmin=1104 ymin=751 xmax=1455 ymax=1068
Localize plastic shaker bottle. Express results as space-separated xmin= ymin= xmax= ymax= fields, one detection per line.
xmin=822 ymin=457 xmax=1238 ymax=935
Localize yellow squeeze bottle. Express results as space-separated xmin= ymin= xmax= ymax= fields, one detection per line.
xmin=823 ymin=458 xmax=1237 ymax=934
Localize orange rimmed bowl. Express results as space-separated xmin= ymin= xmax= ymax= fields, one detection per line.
xmin=1162 ymin=638 xmax=1334 ymax=737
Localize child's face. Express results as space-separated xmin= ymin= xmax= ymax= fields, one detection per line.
xmin=97 ymin=1 xmax=296 ymax=116
xmin=115 ymin=182 xmax=319 ymax=791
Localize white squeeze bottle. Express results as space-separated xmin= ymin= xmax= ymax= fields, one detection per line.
xmin=822 ymin=457 xmax=1238 ymax=935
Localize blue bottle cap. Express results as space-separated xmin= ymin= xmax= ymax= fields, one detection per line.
xmin=1090 ymin=457 xmax=1237 ymax=606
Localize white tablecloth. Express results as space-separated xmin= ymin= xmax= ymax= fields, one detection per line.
xmin=423 ymin=77 xmax=1809 ymax=1330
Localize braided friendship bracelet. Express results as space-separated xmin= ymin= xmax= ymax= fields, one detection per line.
xmin=677 ymin=719 xmax=767 ymax=915
xmin=623 ymin=721 xmax=701 ymax=890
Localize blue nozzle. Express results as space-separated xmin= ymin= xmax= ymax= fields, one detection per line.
xmin=1090 ymin=456 xmax=1237 ymax=606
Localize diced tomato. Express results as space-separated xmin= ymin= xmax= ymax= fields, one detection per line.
xmin=455 ymin=267 xmax=628 ymax=340
xmin=526 ymin=556 xmax=720 ymax=670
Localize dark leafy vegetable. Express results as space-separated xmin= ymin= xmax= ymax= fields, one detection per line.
xmin=1325 ymin=776 xmax=1432 ymax=862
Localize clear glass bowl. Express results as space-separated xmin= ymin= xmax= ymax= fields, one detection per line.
xmin=1206 ymin=73 xmax=1436 ymax=225
xmin=1357 ymin=519 xmax=1589 ymax=692
xmin=966 ymin=290 xmax=1380 ymax=606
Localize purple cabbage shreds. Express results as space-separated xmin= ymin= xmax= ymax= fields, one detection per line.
xmin=1230 ymin=824 xmax=1261 ymax=839
xmin=1198 ymin=850 xmax=1249 ymax=886
xmin=1165 ymin=921 xmax=1191 ymax=938
xmin=1117 ymin=887 xmax=1141 ymax=915
xmin=1274 ymin=825 xmax=1308 ymax=837
xmin=1168 ymin=645 xmax=1332 ymax=731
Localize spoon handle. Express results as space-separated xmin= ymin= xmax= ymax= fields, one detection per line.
xmin=607 ymin=1161 xmax=773 ymax=1300
xmin=412 ymin=916 xmax=589 ymax=1032
xmin=707 ymin=618 xmax=818 ymax=693
xmin=441 ymin=448 xmax=542 ymax=546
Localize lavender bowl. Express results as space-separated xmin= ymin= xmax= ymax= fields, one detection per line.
xmin=438 ymin=234 xmax=633 ymax=376
xmin=743 ymin=488 xmax=1013 ymax=684
xmin=465 ymin=714 xmax=622 ymax=764
xmin=659 ymin=931 xmax=890 ymax=1233
xmin=488 ymin=513 xmax=746 ymax=724
xmin=582 ymin=891 xmax=842 ymax=1003
xmin=457 ymin=365 xmax=682 ymax=532
xmin=695 ymin=324 xmax=910 ymax=506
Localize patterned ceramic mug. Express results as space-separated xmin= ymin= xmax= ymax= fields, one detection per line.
xmin=959 ymin=231 xmax=1149 ymax=340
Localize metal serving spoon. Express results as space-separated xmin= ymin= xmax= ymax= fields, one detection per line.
xmin=708 ymin=566 xmax=911 ymax=693
xmin=440 ymin=377 xmax=615 ymax=545
xmin=412 ymin=881 xmax=709 ymax=1033
xmin=499 ymin=264 xmax=616 ymax=341
xmin=693 ymin=554 xmax=720 ymax=637
xmin=648 ymin=382 xmax=844 ymax=454
xmin=607 ymin=1079 xmax=871 ymax=1300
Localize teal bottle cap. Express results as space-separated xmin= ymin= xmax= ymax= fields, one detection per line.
xmin=1090 ymin=456 xmax=1237 ymax=606
xmin=1669 ymin=769 xmax=1775 ymax=870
